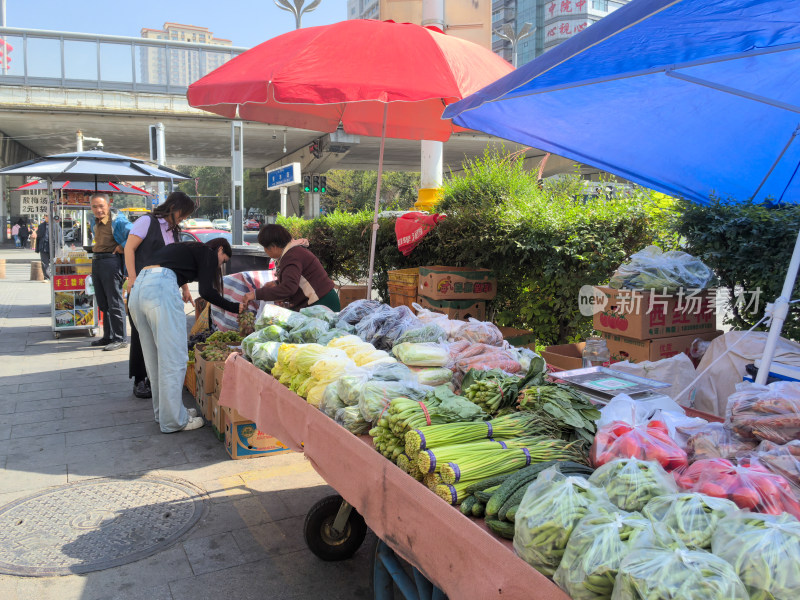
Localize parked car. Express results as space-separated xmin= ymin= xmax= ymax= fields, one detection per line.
xmin=244 ymin=219 xmax=261 ymax=231
xmin=180 ymin=229 xmax=234 ymax=244
xmin=212 ymin=219 xmax=231 ymax=231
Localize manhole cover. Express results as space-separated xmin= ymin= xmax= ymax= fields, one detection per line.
xmin=0 ymin=476 xmax=206 ymax=576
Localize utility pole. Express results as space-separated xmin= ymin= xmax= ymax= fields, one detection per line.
xmin=231 ymin=121 xmax=244 ymax=245
xmin=274 ymin=0 xmax=322 ymax=30
xmin=416 ymin=0 xmax=445 ymax=212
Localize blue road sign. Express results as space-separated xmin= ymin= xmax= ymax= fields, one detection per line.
xmin=267 ymin=162 xmax=301 ymax=190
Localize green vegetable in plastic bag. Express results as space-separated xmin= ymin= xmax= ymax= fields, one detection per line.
xmin=412 ymin=367 xmax=453 ymax=387
xmin=300 ymin=305 xmax=339 ymax=326
xmin=317 ymin=328 xmax=350 ymax=345
xmin=358 ymin=380 xmax=430 ymax=422
xmin=337 ymin=371 xmax=371 ymax=406
xmin=371 ymin=362 xmax=414 ymax=382
xmin=250 ymin=341 xmax=281 ymax=371
xmin=335 ymin=405 xmax=371 ymax=435
xmin=288 ymin=317 xmax=330 ymax=343
xmin=712 ymin=511 xmax=800 ymax=600
xmin=392 ymin=342 xmax=449 ymax=367
xmin=242 ymin=328 xmax=284 ymax=357
xmin=589 ymin=458 xmax=678 ymax=512
xmin=514 ymin=466 xmax=613 ymax=576
xmin=320 ymin=384 xmax=346 ymax=418
xmin=613 ymin=546 xmax=748 ymax=600
xmin=255 ymin=304 xmax=296 ymax=329
xmin=643 ymin=493 xmax=737 ymax=550
xmin=554 ymin=509 xmax=656 ymax=600
xmin=394 ymin=324 xmax=447 ymax=345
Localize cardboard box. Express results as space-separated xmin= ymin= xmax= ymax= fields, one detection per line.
xmin=184 ymin=361 xmax=197 ymax=398
xmin=418 ymin=266 xmax=497 ymax=300
xmin=214 ymin=364 xmax=225 ymax=397
xmin=542 ymin=343 xmax=586 ymax=371
xmin=602 ymin=330 xmax=723 ymax=364
xmin=223 ymin=407 xmax=290 ymax=460
xmin=497 ymin=326 xmax=536 ymax=350
xmin=338 ymin=285 xmax=368 ymax=308
xmin=591 ymin=286 xmax=717 ymax=340
xmin=195 ymin=386 xmax=213 ymax=421
xmin=418 ymin=296 xmax=486 ymax=321
xmin=211 ymin=395 xmax=226 ymax=441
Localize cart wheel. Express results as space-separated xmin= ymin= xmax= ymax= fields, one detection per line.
xmin=53 ymin=332 xmax=60 ymax=339
xmin=87 ymin=328 xmax=96 ymax=337
xmin=303 ymin=495 xmax=367 ymax=561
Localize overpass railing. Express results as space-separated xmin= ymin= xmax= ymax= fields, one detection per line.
xmin=0 ymin=27 xmax=248 ymax=94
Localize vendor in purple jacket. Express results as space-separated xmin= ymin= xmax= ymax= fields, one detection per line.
xmin=243 ymin=224 xmax=340 ymax=312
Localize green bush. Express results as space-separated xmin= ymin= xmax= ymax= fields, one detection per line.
xmin=676 ymin=199 xmax=800 ymax=341
xmin=279 ymin=150 xmax=677 ymax=344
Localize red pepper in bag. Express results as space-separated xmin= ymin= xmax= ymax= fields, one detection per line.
xmin=677 ymin=458 xmax=800 ymax=518
xmin=590 ymin=420 xmax=689 ymax=471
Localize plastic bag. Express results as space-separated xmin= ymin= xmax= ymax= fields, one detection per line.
xmin=411 ymin=367 xmax=453 ymax=387
xmin=255 ymin=303 xmax=295 ymax=329
xmin=250 ymin=341 xmax=281 ymax=371
xmin=285 ymin=311 xmax=311 ymax=331
xmin=354 ymin=304 xmax=394 ymax=342
xmin=452 ymin=318 xmax=504 ymax=346
xmin=514 ymin=466 xmax=612 ymax=576
xmin=596 ymin=394 xmax=685 ymax=431
xmin=392 ymin=342 xmax=450 ymax=367
xmin=336 ymin=369 xmax=372 ymax=406
xmin=452 ymin=343 xmax=522 ymax=376
xmin=287 ymin=317 xmax=330 ymax=344
xmin=290 ymin=344 xmax=327 ymax=374
xmin=299 ymin=305 xmax=338 ymax=327
xmin=609 ymin=353 xmax=698 ymax=403
xmin=590 ymin=420 xmax=689 ymax=471
xmin=371 ymin=362 xmax=414 ymax=382
xmin=411 ymin=302 xmax=466 ymax=338
xmin=337 ymin=299 xmax=382 ymax=326
xmin=554 ymin=509 xmax=656 ymax=600
xmin=242 ymin=328 xmax=284 ymax=358
xmin=642 ymin=493 xmax=738 ymax=550
xmin=743 ymin=440 xmax=800 ymax=490
xmin=335 ymin=405 xmax=371 ymax=435
xmin=727 ymin=381 xmax=800 ymax=444
xmin=608 ymin=245 xmax=715 ymax=292
xmin=612 ymin=546 xmax=748 ymax=600
xmin=316 ymin=328 xmax=350 ymax=345
xmin=320 ymin=384 xmax=346 ymax=418
xmin=589 ymin=458 xmax=678 ymax=512
xmin=394 ymin=324 xmax=447 ymax=346
xmin=712 ymin=511 xmax=800 ymax=600
xmin=685 ymin=422 xmax=756 ymax=462
xmin=677 ymin=458 xmax=800 ymax=518
xmin=370 ymin=305 xmax=422 ymax=351
xmin=358 ymin=380 xmax=431 ymax=423
xmin=327 ymin=334 xmax=365 ymax=353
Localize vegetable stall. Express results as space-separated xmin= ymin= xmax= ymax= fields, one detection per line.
xmin=216 ymin=299 xmax=800 ymax=600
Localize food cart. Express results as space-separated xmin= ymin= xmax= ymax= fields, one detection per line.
xmin=48 ymin=191 xmax=98 ymax=339
xmin=219 ymin=355 xmax=571 ymax=600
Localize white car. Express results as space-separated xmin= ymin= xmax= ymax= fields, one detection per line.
xmin=212 ymin=219 xmax=231 ymax=231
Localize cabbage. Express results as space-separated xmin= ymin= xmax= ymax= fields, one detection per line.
xmin=412 ymin=367 xmax=453 ymax=387
xmin=392 ymin=342 xmax=449 ymax=367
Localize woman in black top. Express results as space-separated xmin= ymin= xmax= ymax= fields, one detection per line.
xmin=124 ymin=192 xmax=195 ymax=399
xmin=128 ymin=238 xmax=244 ymax=433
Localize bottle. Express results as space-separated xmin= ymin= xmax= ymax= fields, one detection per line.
xmin=582 ymin=337 xmax=610 ymax=368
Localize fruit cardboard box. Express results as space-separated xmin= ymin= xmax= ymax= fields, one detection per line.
xmin=601 ymin=330 xmax=723 ymax=364
xmin=592 ymin=286 xmax=717 ymax=340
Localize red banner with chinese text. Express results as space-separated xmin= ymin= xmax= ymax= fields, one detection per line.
xmin=395 ymin=212 xmax=446 ymax=257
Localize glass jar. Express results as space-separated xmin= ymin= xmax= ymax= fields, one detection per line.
xmin=582 ymin=337 xmax=610 ymax=368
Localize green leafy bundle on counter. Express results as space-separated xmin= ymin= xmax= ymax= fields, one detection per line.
xmin=518 ymin=384 xmax=600 ymax=443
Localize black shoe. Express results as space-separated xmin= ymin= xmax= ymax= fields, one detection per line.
xmin=91 ymin=338 xmax=112 ymax=347
xmin=133 ymin=380 xmax=152 ymax=399
xmin=104 ymin=341 xmax=129 ymax=351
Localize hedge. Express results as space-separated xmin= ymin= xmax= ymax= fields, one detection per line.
xmin=280 ymin=150 xmax=677 ymax=344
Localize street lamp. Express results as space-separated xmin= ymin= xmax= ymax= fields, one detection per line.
xmin=274 ymin=0 xmax=322 ymax=30
xmin=495 ymin=22 xmax=534 ymax=68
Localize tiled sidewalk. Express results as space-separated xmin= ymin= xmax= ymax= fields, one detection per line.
xmin=0 ymin=247 xmax=374 ymax=600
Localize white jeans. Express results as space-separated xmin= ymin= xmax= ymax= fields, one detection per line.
xmin=129 ymin=268 xmax=189 ymax=433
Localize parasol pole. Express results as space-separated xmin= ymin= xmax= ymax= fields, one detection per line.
xmin=366 ymin=104 xmax=389 ymax=299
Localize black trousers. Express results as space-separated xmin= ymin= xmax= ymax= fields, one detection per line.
xmin=92 ymin=254 xmax=126 ymax=343
xmin=39 ymin=252 xmax=51 ymax=280
xmin=128 ymin=311 xmax=147 ymax=383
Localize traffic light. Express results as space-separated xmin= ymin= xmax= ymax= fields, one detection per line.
xmin=312 ymin=175 xmax=320 ymax=193
xmin=303 ymin=175 xmax=311 ymax=193
xmin=319 ymin=176 xmax=327 ymax=194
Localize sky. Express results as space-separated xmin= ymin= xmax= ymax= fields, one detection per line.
xmin=7 ymin=0 xmax=347 ymax=48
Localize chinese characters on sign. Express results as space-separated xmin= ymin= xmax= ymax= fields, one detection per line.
xmin=54 ymin=275 xmax=88 ymax=291
xmin=609 ymin=287 xmax=762 ymax=316
xmin=19 ymin=195 xmax=49 ymax=215
xmin=546 ymin=20 xmax=589 ymax=39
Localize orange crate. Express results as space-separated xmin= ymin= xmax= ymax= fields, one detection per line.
xmin=388 ymin=281 xmax=417 ymax=309
xmin=387 ymin=268 xmax=419 ymax=287
xmin=184 ymin=361 xmax=197 ymax=397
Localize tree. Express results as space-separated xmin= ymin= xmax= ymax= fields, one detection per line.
xmin=176 ymin=166 xmax=280 ymax=218
xmin=322 ymin=169 xmax=420 ymax=212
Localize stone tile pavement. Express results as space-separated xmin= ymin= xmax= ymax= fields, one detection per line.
xmin=0 ymin=247 xmax=375 ymax=599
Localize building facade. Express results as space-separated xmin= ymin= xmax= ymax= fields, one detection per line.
xmin=139 ymin=23 xmax=232 ymax=87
